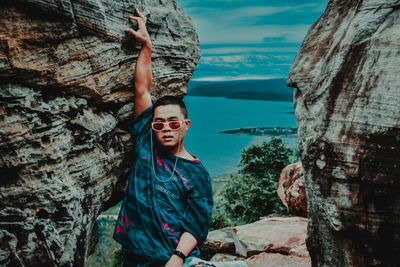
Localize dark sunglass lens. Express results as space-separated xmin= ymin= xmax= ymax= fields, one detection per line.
xmin=153 ymin=123 xmax=164 ymax=130
xmin=169 ymin=121 xmax=181 ymax=129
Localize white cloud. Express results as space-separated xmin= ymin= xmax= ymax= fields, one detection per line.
xmin=194 ymin=22 xmax=312 ymax=44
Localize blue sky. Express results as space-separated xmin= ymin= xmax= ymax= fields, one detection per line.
xmin=176 ymin=0 xmax=329 ymax=81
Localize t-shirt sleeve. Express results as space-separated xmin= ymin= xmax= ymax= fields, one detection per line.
xmin=130 ymin=105 xmax=153 ymax=150
xmin=179 ymin=170 xmax=214 ymax=246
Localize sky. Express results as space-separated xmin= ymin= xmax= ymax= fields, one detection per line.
xmin=176 ymin=0 xmax=329 ymax=81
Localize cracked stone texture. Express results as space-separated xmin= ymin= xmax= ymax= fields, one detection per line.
xmin=287 ymin=0 xmax=400 ymax=266
xmin=0 ymin=0 xmax=200 ymax=266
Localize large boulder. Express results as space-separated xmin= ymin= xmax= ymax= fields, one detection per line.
xmin=277 ymin=162 xmax=307 ymax=217
xmin=0 ymin=0 xmax=200 ymax=266
xmin=287 ymin=0 xmax=400 ymax=266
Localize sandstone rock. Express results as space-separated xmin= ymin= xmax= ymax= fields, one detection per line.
xmin=204 ymin=227 xmax=236 ymax=254
xmin=232 ymin=217 xmax=307 ymax=257
xmin=287 ymin=0 xmax=400 ymax=265
xmin=0 ymin=0 xmax=200 ymax=266
xmin=277 ymin=162 xmax=307 ymax=217
xmin=210 ymin=253 xmax=245 ymax=262
xmin=204 ymin=217 xmax=309 ymax=265
xmin=246 ymin=252 xmax=311 ymax=267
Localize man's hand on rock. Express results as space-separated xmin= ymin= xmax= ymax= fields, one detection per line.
xmin=126 ymin=8 xmax=151 ymax=47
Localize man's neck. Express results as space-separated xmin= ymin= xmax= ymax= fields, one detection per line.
xmin=158 ymin=144 xmax=195 ymax=160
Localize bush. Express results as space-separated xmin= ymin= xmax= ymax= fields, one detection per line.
xmin=113 ymin=247 xmax=123 ymax=267
xmin=219 ymin=138 xmax=293 ymax=223
xmin=209 ymin=209 xmax=233 ymax=231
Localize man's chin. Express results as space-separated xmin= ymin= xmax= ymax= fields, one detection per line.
xmin=158 ymin=141 xmax=178 ymax=149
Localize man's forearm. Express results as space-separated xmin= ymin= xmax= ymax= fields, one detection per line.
xmin=126 ymin=9 xmax=153 ymax=117
xmin=134 ymin=42 xmax=152 ymax=95
xmin=176 ymin=231 xmax=198 ymax=256
xmin=166 ymin=231 xmax=197 ymax=266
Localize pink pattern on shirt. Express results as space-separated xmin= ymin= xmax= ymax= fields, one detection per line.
xmin=120 ymin=213 xmax=130 ymax=227
xmin=156 ymin=156 xmax=172 ymax=172
xmin=173 ymin=168 xmax=192 ymax=190
xmin=116 ymin=224 xmax=126 ymax=235
xmin=162 ymin=222 xmax=180 ymax=244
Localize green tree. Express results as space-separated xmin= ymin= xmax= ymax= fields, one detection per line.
xmin=220 ymin=138 xmax=293 ymax=223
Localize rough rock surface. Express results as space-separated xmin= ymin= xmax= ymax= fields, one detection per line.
xmin=204 ymin=217 xmax=309 ymax=266
xmin=287 ymin=0 xmax=400 ymax=266
xmin=277 ymin=162 xmax=307 ymax=217
xmin=246 ymin=252 xmax=311 ymax=267
xmin=209 ymin=253 xmax=245 ymax=262
xmin=233 ymin=217 xmax=308 ymax=258
xmin=0 ymin=0 xmax=200 ymax=266
xmin=204 ymin=228 xmax=235 ymax=255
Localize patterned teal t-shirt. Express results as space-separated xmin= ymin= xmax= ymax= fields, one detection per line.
xmin=113 ymin=105 xmax=213 ymax=263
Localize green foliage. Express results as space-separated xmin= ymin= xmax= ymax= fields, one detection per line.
xmin=209 ymin=208 xmax=233 ymax=231
xmin=199 ymin=245 xmax=215 ymax=261
xmin=219 ymin=138 xmax=293 ymax=223
xmin=113 ymin=247 xmax=123 ymax=267
xmin=239 ymin=138 xmax=292 ymax=178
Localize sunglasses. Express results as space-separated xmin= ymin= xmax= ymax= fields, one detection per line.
xmin=151 ymin=120 xmax=186 ymax=131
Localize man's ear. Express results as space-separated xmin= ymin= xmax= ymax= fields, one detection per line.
xmin=184 ymin=119 xmax=191 ymax=129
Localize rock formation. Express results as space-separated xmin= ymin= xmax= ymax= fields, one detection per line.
xmin=287 ymin=0 xmax=400 ymax=266
xmin=0 ymin=0 xmax=200 ymax=265
xmin=277 ymin=162 xmax=307 ymax=217
xmin=204 ymin=216 xmax=310 ymax=267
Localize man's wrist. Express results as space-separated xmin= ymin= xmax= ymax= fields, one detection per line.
xmin=172 ymin=250 xmax=187 ymax=262
xmin=142 ymin=40 xmax=152 ymax=50
xmin=170 ymin=254 xmax=184 ymax=263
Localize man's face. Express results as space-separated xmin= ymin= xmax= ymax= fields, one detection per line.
xmin=152 ymin=104 xmax=191 ymax=149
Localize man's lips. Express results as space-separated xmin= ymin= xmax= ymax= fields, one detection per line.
xmin=162 ymin=135 xmax=173 ymax=139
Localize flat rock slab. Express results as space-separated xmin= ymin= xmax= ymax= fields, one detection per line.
xmin=205 ymin=217 xmax=308 ymax=258
xmin=210 ymin=253 xmax=246 ymax=262
xmin=204 ymin=228 xmax=236 ymax=254
xmin=246 ymin=252 xmax=311 ymax=267
xmin=233 ymin=217 xmax=308 ymax=257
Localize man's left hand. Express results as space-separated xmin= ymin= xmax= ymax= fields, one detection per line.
xmin=165 ymin=254 xmax=184 ymax=267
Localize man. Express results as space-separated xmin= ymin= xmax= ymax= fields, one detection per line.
xmin=113 ymin=8 xmax=213 ymax=267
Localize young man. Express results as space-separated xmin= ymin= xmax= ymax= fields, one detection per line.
xmin=113 ymin=9 xmax=213 ymax=267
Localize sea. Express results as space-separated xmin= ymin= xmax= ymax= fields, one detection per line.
xmin=182 ymin=96 xmax=298 ymax=177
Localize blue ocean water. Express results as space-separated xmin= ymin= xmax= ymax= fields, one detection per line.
xmin=182 ymin=96 xmax=298 ymax=177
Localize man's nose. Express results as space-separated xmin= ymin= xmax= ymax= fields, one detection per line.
xmin=162 ymin=123 xmax=172 ymax=131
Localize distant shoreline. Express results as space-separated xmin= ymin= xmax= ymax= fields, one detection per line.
xmin=187 ymin=78 xmax=294 ymax=102
xmin=219 ymin=126 xmax=297 ymax=137
xmin=187 ymin=94 xmax=292 ymax=102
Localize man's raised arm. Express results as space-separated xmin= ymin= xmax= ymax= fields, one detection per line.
xmin=126 ymin=8 xmax=152 ymax=117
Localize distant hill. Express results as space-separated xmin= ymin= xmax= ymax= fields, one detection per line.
xmin=187 ymin=78 xmax=293 ymax=102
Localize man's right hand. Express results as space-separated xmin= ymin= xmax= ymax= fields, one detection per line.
xmin=126 ymin=8 xmax=152 ymax=47
xmin=128 ymin=8 xmax=153 ymax=117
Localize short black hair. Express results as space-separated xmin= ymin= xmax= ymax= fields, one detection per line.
xmin=153 ymin=95 xmax=188 ymax=119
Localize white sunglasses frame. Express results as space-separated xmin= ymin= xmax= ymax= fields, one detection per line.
xmin=151 ymin=119 xmax=187 ymax=131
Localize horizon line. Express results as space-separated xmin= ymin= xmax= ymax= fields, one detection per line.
xmin=190 ymin=75 xmax=287 ymax=82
